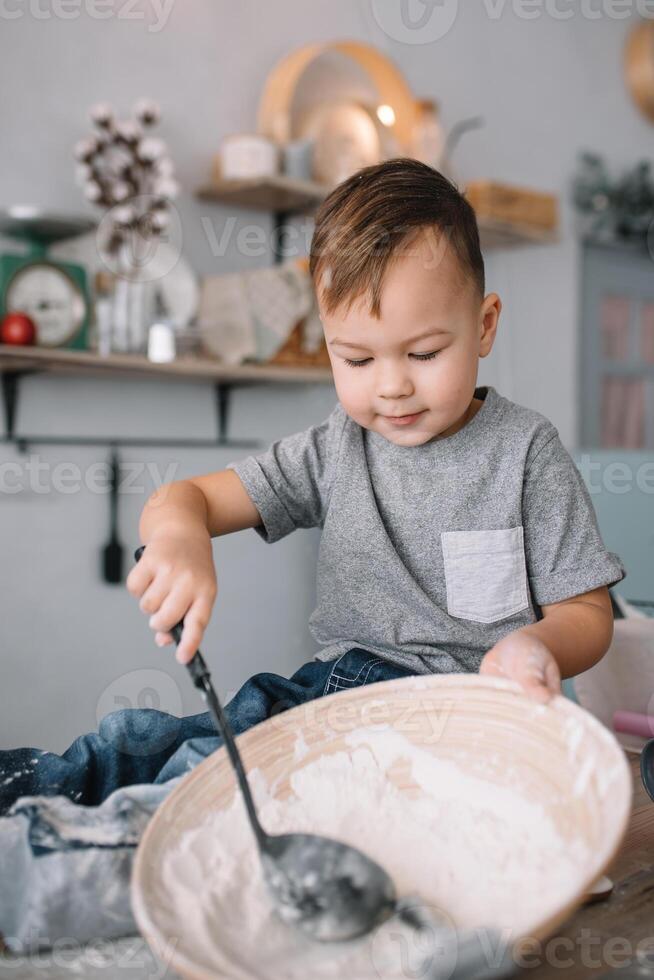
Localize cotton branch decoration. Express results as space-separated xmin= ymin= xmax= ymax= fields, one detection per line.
xmin=73 ymin=99 xmax=179 ymax=270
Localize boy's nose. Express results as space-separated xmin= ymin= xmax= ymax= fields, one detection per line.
xmin=375 ymin=361 xmax=415 ymax=400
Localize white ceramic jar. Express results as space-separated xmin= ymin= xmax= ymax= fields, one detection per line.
xmin=220 ymin=134 xmax=279 ymax=179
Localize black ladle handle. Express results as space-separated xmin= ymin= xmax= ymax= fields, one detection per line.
xmin=641 ymin=738 xmax=654 ymax=803
xmin=133 ymin=545 xmax=268 ymax=849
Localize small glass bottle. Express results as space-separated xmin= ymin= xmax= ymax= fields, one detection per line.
xmin=147 ymin=291 xmax=176 ymax=363
xmin=93 ymin=270 xmax=115 ymax=357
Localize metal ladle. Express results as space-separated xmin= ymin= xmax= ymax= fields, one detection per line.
xmin=133 ymin=547 xmax=432 ymax=944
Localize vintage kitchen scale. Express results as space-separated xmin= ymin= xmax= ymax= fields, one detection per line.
xmin=0 ymin=206 xmax=95 ymax=349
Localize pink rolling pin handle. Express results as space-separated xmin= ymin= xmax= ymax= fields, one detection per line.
xmin=613 ymin=710 xmax=654 ymax=739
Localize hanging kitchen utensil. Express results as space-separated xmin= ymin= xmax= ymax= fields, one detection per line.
xmin=102 ymin=447 xmax=124 ymax=584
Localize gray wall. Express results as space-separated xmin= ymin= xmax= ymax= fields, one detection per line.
xmin=1 ymin=1 xmax=652 ymax=750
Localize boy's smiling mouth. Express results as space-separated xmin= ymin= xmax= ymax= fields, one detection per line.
xmin=383 ymin=410 xmax=426 ymax=426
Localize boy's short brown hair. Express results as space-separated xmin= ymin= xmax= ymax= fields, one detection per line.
xmin=309 ymin=157 xmax=485 ymax=317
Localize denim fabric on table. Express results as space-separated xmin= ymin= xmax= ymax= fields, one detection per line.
xmin=0 ymin=649 xmax=414 ymax=951
xmin=1 ymin=649 xmax=413 ymax=815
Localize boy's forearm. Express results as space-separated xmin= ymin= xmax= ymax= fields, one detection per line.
xmin=515 ymin=593 xmax=614 ymax=679
xmin=139 ymin=481 xmax=210 ymax=544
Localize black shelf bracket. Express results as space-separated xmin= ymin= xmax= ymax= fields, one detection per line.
xmin=215 ymin=382 xmax=231 ymax=443
xmin=272 ymin=211 xmax=292 ymax=265
xmin=1 ymin=370 xmax=35 ymax=452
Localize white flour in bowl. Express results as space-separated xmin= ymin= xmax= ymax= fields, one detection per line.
xmin=157 ymin=726 xmax=592 ymax=980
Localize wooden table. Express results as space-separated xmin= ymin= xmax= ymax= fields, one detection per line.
xmin=529 ymin=752 xmax=654 ymax=979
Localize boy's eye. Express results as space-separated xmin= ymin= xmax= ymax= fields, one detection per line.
xmin=343 ymin=350 xmax=439 ymax=367
xmin=342 ymin=351 xmax=440 ymax=368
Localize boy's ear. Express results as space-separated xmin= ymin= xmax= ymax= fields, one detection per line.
xmin=478 ymin=293 xmax=502 ymax=358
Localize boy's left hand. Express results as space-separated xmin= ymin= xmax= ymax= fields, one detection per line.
xmin=479 ymin=632 xmax=562 ymax=704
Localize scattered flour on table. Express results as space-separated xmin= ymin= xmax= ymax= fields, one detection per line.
xmin=157 ymin=727 xmax=592 ymax=980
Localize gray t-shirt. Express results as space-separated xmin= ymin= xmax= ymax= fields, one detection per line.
xmin=227 ymin=385 xmax=625 ymax=675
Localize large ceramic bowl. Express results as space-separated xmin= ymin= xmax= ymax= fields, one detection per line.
xmin=132 ymin=675 xmax=632 ymax=979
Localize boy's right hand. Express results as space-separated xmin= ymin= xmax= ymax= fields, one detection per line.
xmin=126 ymin=530 xmax=218 ymax=664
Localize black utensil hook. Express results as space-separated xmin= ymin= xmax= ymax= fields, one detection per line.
xmin=0 ymin=373 xmax=260 ymax=451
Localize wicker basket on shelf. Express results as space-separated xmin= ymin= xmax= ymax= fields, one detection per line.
xmin=266 ymin=317 xmax=331 ymax=368
xmin=265 ymin=256 xmax=331 ymax=369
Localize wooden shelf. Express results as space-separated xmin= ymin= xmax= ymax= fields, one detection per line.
xmin=195 ymin=176 xmax=558 ymax=249
xmin=0 ymin=345 xmax=334 ymax=384
xmin=196 ymin=174 xmax=327 ymax=215
xmin=478 ymin=217 xmax=558 ymax=249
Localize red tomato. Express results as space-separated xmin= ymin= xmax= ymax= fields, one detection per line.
xmin=0 ymin=312 xmax=37 ymax=346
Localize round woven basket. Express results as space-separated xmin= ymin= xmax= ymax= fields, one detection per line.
xmin=132 ymin=674 xmax=631 ymax=980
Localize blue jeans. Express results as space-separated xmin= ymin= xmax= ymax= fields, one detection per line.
xmin=0 ymin=650 xmax=414 ymax=816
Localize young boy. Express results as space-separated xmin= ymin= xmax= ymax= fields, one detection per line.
xmin=128 ymin=154 xmax=623 ymax=733
xmin=1 ymin=159 xmax=624 ymax=811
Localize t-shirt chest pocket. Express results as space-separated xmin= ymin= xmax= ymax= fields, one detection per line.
xmin=441 ymin=527 xmax=529 ymax=624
